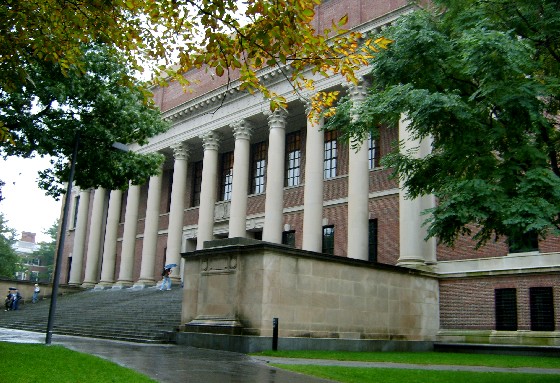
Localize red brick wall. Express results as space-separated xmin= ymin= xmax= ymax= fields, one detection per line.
xmin=439 ymin=274 xmax=560 ymax=330
xmin=152 ymin=0 xmax=410 ymax=113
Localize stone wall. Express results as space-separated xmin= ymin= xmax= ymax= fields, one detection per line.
xmin=181 ymin=239 xmax=439 ymax=348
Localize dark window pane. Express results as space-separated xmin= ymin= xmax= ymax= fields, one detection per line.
xmin=508 ymin=230 xmax=539 ymax=253
xmin=72 ymin=196 xmax=80 ymax=228
xmin=495 ymin=288 xmax=518 ymax=331
xmin=368 ymin=219 xmax=378 ymax=262
xmin=282 ymin=231 xmax=296 ymax=247
xmin=530 ymin=287 xmax=555 ymax=331
xmin=191 ymin=161 xmax=203 ymax=207
xmin=322 ymin=226 xmax=335 ymax=255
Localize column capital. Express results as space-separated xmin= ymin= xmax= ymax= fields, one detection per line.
xmin=171 ymin=142 xmax=189 ymax=160
xmin=200 ymin=131 xmax=221 ymax=151
xmin=266 ymin=108 xmax=288 ymax=130
xmin=231 ymin=119 xmax=254 ymax=140
xmin=346 ymin=79 xmax=369 ymax=104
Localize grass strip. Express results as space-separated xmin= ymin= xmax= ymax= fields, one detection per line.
xmin=254 ymin=350 xmax=560 ymax=369
xmin=0 ymin=342 xmax=156 ymax=383
xmin=273 ymin=365 xmax=559 ymax=383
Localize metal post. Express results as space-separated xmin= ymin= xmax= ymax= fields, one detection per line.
xmin=272 ymin=317 xmax=279 ymax=351
xmin=46 ymin=132 xmax=80 ymax=344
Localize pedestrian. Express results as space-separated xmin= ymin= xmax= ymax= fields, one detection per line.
xmin=160 ymin=267 xmax=172 ymax=291
xmin=32 ymin=284 xmax=40 ymax=303
xmin=4 ymin=290 xmax=13 ymax=311
xmin=10 ymin=289 xmax=21 ymax=311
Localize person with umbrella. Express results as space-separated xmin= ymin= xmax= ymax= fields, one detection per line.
xmin=160 ymin=264 xmax=176 ymax=291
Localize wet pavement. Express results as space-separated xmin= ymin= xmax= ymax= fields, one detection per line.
xmin=2 ymin=327 xmax=559 ymax=382
xmin=0 ymin=328 xmax=334 ymax=383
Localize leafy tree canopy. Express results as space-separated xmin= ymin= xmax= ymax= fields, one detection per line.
xmin=0 ymin=213 xmax=18 ymax=278
xmin=0 ymin=0 xmax=389 ymax=117
xmin=33 ymin=221 xmax=59 ymax=281
xmin=0 ymin=44 xmax=167 ymax=197
xmin=329 ymin=0 xmax=560 ymax=247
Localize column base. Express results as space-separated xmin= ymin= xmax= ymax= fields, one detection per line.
xmin=93 ymin=282 xmax=114 ymax=290
xmin=112 ymin=281 xmax=134 ymax=290
xmin=80 ymin=281 xmax=97 ymax=289
xmin=132 ymin=280 xmax=156 ymax=289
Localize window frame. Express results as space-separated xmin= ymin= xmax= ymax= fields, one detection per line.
xmin=285 ymin=131 xmax=301 ymax=187
xmin=368 ymin=134 xmax=380 ymax=169
xmin=323 ymin=130 xmax=337 ymax=179
xmin=251 ymin=141 xmax=268 ymax=194
xmin=322 ymin=225 xmax=335 ymax=255
xmin=495 ymin=288 xmax=518 ymax=331
xmin=220 ymin=151 xmax=234 ymax=201
xmin=530 ymin=287 xmax=555 ymax=331
xmin=191 ymin=160 xmax=203 ymax=207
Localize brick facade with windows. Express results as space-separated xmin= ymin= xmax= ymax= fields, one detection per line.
xmin=57 ymin=0 xmax=560 ymax=347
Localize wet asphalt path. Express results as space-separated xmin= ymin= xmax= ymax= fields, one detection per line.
xmin=0 ymin=328 xmax=334 ymax=383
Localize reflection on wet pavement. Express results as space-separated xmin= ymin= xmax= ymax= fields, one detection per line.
xmin=0 ymin=328 xmax=334 ymax=383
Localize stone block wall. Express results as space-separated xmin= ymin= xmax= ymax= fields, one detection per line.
xmin=181 ymin=240 xmax=439 ymax=342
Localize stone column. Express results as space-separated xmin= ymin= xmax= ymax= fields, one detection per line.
xmin=68 ymin=189 xmax=91 ymax=285
xmin=134 ymin=167 xmax=163 ymax=288
xmin=113 ymin=182 xmax=140 ymax=288
xmin=228 ymin=119 xmax=253 ymax=238
xmin=165 ymin=143 xmax=189 ymax=282
xmin=263 ymin=108 xmax=288 ymax=243
xmin=82 ymin=188 xmax=107 ymax=288
xmin=302 ymin=105 xmax=325 ymax=252
xmin=347 ymin=81 xmax=370 ymax=260
xmin=398 ymin=115 xmax=437 ymax=267
xmin=95 ymin=189 xmax=122 ymax=289
xmin=197 ymin=132 xmax=221 ymax=250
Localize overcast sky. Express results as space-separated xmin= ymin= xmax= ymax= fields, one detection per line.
xmin=0 ymin=156 xmax=62 ymax=243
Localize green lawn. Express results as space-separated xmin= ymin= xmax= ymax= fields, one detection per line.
xmin=254 ymin=350 xmax=560 ymax=369
xmin=0 ymin=342 xmax=156 ymax=383
xmin=255 ymin=350 xmax=560 ymax=383
xmin=274 ymin=365 xmax=559 ymax=383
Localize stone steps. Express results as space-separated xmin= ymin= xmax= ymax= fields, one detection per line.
xmin=0 ymin=287 xmax=182 ymax=343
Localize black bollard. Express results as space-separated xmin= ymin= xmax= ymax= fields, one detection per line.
xmin=272 ymin=317 xmax=279 ymax=351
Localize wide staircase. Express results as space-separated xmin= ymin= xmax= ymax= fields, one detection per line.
xmin=0 ymin=287 xmax=182 ymax=343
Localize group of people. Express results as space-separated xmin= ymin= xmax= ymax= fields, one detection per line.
xmin=4 ymin=284 xmax=41 ymax=311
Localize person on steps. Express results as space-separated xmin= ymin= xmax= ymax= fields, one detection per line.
xmin=160 ymin=268 xmax=172 ymax=291
xmin=32 ymin=284 xmax=40 ymax=303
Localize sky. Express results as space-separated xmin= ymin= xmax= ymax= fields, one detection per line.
xmin=0 ymin=156 xmax=62 ymax=243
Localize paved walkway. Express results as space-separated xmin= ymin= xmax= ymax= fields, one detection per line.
xmin=1 ymin=328 xmax=559 ymax=382
xmin=0 ymin=328 xmax=333 ymax=383
xmin=253 ymin=355 xmax=560 ymax=375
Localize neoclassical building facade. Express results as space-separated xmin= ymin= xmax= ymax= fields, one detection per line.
xmin=59 ymin=0 xmax=560 ymax=347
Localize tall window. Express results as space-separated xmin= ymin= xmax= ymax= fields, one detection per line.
xmin=322 ymin=225 xmax=335 ymax=255
xmin=285 ymin=131 xmax=301 ymax=187
xmin=324 ymin=130 xmax=337 ymax=179
xmin=191 ymin=161 xmax=203 ymax=207
xmin=72 ymin=195 xmax=80 ymax=228
xmin=368 ymin=134 xmax=380 ymax=169
xmin=368 ymin=219 xmax=378 ymax=262
xmin=166 ymin=172 xmax=173 ymax=212
xmin=495 ymin=288 xmax=518 ymax=331
xmin=251 ymin=141 xmax=268 ymax=194
xmin=220 ymin=151 xmax=234 ymax=201
xmin=530 ymin=287 xmax=555 ymax=331
xmin=282 ymin=230 xmax=296 ymax=247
